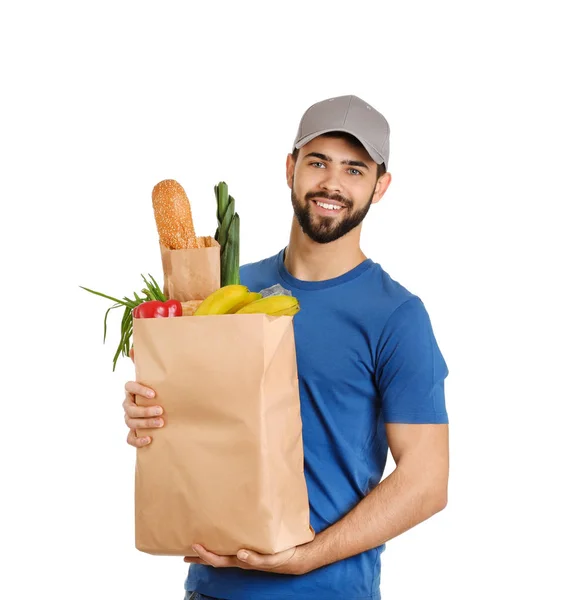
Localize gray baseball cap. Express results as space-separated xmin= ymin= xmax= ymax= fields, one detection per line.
xmin=292 ymin=95 xmax=390 ymax=168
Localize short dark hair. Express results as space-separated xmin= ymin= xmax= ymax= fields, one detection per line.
xmin=291 ymin=131 xmax=386 ymax=179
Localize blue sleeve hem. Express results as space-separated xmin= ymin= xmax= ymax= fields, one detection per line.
xmin=384 ymin=413 xmax=449 ymax=424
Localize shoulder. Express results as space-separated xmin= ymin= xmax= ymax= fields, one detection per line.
xmin=360 ymin=262 xmax=444 ymax=351
xmin=361 ymin=260 xmax=421 ymax=320
xmin=239 ymin=250 xmax=282 ymax=290
xmin=240 ymin=251 xmax=280 ymax=277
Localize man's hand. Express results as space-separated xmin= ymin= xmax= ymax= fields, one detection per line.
xmin=184 ymin=541 xmax=314 ymax=576
xmin=123 ymin=347 xmax=164 ymax=448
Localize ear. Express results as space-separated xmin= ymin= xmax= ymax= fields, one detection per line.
xmin=286 ymin=153 xmax=295 ymax=190
xmin=371 ymin=172 xmax=392 ymax=205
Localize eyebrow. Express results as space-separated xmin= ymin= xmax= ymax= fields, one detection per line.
xmin=304 ymin=151 xmax=370 ymax=170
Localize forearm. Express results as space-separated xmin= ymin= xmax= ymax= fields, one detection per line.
xmin=303 ymin=466 xmax=447 ymax=573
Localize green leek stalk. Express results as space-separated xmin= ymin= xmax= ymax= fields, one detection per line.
xmin=214 ymin=181 xmax=240 ymax=286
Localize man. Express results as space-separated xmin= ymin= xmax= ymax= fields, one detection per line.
xmin=124 ymin=95 xmax=450 ymax=600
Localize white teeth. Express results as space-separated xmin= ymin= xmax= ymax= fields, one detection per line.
xmin=316 ymin=201 xmax=342 ymax=211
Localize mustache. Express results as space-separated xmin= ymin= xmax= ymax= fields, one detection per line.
xmin=305 ymin=190 xmax=352 ymax=207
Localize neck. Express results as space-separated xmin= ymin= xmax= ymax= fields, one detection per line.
xmin=284 ymin=218 xmax=368 ymax=282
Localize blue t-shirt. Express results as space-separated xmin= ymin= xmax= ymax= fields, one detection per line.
xmin=186 ymin=248 xmax=449 ymax=599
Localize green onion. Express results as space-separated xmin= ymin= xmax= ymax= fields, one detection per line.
xmin=80 ymin=274 xmax=166 ymax=371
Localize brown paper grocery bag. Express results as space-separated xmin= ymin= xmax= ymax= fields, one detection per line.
xmin=159 ymin=240 xmax=221 ymax=301
xmin=132 ymin=313 xmax=315 ymax=556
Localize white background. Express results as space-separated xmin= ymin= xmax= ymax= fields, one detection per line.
xmin=1 ymin=1 xmax=582 ymax=598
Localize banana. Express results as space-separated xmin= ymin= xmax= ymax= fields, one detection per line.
xmin=268 ymin=303 xmax=301 ymax=317
xmin=194 ymin=284 xmax=250 ymax=315
xmin=226 ymin=291 xmax=262 ymax=314
xmin=234 ymin=295 xmax=300 ymax=317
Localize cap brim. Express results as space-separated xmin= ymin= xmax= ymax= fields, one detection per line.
xmin=294 ymin=128 xmax=384 ymax=165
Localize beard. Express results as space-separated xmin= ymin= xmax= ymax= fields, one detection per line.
xmin=291 ymin=184 xmax=374 ymax=244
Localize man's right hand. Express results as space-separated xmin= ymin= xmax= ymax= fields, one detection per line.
xmin=123 ymin=347 xmax=164 ymax=448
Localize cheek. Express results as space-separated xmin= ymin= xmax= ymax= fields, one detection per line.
xmin=353 ymin=179 xmax=376 ymax=199
xmin=296 ymin=167 xmax=321 ymax=188
xmin=292 ymin=175 xmax=311 ymax=199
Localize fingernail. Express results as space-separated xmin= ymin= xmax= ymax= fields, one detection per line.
xmin=154 ymin=407 xmax=162 ymax=415
xmin=239 ymin=551 xmax=249 ymax=561
xmin=147 ymin=391 xmax=155 ymax=398
xmin=154 ymin=420 xmax=163 ymax=427
xmin=140 ymin=437 xmax=150 ymax=444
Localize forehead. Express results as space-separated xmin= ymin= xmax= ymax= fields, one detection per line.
xmin=297 ymin=135 xmax=374 ymax=164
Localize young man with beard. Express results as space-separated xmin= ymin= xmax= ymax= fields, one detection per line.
xmin=123 ymin=95 xmax=450 ymax=600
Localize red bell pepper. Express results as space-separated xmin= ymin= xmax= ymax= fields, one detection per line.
xmin=133 ymin=299 xmax=182 ymax=319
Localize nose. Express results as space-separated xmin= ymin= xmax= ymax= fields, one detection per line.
xmin=319 ymin=169 xmax=343 ymax=193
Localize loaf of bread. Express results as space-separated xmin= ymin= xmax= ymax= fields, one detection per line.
xmin=152 ymin=179 xmax=198 ymax=249
xmin=196 ymin=235 xmax=216 ymax=248
xmin=180 ymin=299 xmax=204 ymax=316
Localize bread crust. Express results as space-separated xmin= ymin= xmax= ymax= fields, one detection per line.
xmin=180 ymin=299 xmax=204 ymax=316
xmin=152 ymin=179 xmax=198 ymax=249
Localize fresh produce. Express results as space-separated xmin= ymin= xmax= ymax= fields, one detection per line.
xmin=226 ymin=291 xmax=262 ymax=314
xmin=235 ymin=295 xmax=300 ymax=317
xmin=191 ymin=284 xmax=301 ymax=317
xmin=79 ymin=274 xmax=167 ymax=371
xmin=214 ymin=182 xmax=240 ymax=286
xmin=193 ymin=284 xmax=250 ymax=316
xmin=133 ymin=299 xmax=182 ymax=319
xmin=192 ymin=284 xmax=301 ymax=317
xmin=82 ymin=180 xmax=302 ymax=371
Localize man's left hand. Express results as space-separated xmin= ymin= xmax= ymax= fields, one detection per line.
xmin=184 ymin=541 xmax=312 ymax=575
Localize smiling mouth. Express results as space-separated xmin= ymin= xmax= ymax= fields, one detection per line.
xmin=312 ymin=199 xmax=345 ymax=212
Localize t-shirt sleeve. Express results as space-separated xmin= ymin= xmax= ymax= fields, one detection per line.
xmin=375 ymin=296 xmax=449 ymax=424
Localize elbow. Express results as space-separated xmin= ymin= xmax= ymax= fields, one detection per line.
xmin=426 ymin=479 xmax=448 ymax=515
xmin=431 ymin=465 xmax=449 ymax=514
xmin=435 ymin=489 xmax=448 ymax=513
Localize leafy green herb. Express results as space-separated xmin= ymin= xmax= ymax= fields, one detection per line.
xmin=80 ymin=273 xmax=166 ymax=371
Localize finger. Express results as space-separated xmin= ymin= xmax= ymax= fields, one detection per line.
xmin=123 ymin=399 xmax=164 ymax=420
xmin=124 ymin=380 xmax=156 ymax=401
xmin=184 ymin=557 xmax=206 ymax=564
xmin=192 ymin=545 xmax=236 ymax=569
xmin=126 ymin=429 xmax=151 ymax=448
xmin=238 ymin=546 xmax=296 ymax=568
xmin=236 ymin=549 xmax=272 ymax=568
xmin=123 ymin=384 xmax=162 ymax=419
xmin=124 ymin=415 xmax=164 ymax=430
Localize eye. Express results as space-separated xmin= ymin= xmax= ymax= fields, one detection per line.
xmin=348 ymin=168 xmax=363 ymax=176
xmin=309 ymin=161 xmax=325 ymax=168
